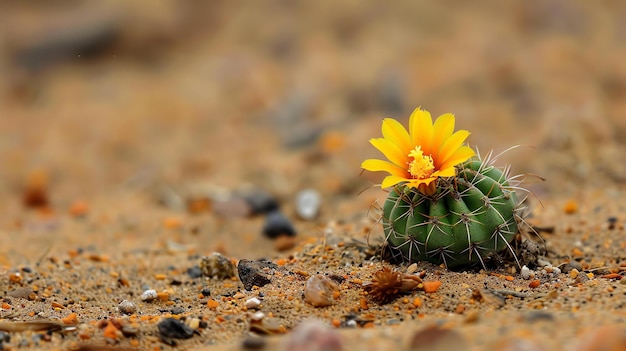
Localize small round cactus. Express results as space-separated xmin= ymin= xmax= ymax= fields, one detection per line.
xmin=362 ymin=108 xmax=527 ymax=269
xmin=382 ymin=157 xmax=522 ymax=268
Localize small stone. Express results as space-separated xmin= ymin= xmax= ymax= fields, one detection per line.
xmin=213 ymin=197 xmax=251 ymax=217
xmin=575 ymin=272 xmax=590 ymax=284
xmin=346 ymin=320 xmax=357 ymax=328
xmin=245 ymin=297 xmax=261 ymax=309
xmin=243 ymin=189 xmax=280 ymax=215
xmin=296 ymin=189 xmax=322 ymax=220
xmin=520 ymin=265 xmax=534 ymax=280
xmin=186 ymin=266 xmax=203 ymax=279
xmin=186 ymin=318 xmax=200 ymax=330
xmin=0 ymin=331 xmax=10 ymax=343
xmin=569 ymin=269 xmax=580 ymax=279
xmin=141 ymin=289 xmax=158 ymax=302
xmin=263 ymin=210 xmax=296 ymax=238
xmin=8 ymin=287 xmax=34 ymax=300
xmin=200 ymin=288 xmax=211 ymax=297
xmin=406 ymin=263 xmax=418 ymax=274
xmin=242 ymin=335 xmax=266 ymax=350
xmin=250 ymin=311 xmax=266 ymax=321
xmin=118 ymin=300 xmax=136 ymax=315
xmin=304 ymin=274 xmax=339 ymax=307
xmin=120 ymin=325 xmax=139 ymax=337
xmin=200 ymin=253 xmax=236 ymax=279
xmin=561 ymin=261 xmax=583 ymax=273
xmin=608 ymin=217 xmax=618 ymax=230
xmin=237 ymin=259 xmax=280 ymax=290
xmin=283 ymin=319 xmax=342 ymax=351
xmin=157 ymin=318 xmax=196 ymax=343
xmin=408 ymin=325 xmax=465 ymax=351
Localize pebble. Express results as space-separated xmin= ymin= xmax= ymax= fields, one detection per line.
xmin=118 ymin=300 xmax=136 ymax=315
xmin=406 ymin=263 xmax=418 ymax=274
xmin=141 ymin=289 xmax=158 ymax=302
xmin=8 ymin=287 xmax=35 ymax=300
xmin=408 ymin=325 xmax=465 ymax=351
xmin=283 ymin=319 xmax=343 ymax=351
xmin=245 ymin=297 xmax=261 ymax=309
xmin=520 ymin=265 xmax=534 ymax=280
xmin=295 ymin=189 xmax=321 ymax=220
xmin=120 ymin=325 xmax=139 ymax=337
xmin=186 ymin=266 xmax=203 ymax=279
xmin=561 ymin=261 xmax=583 ymax=273
xmin=569 ymin=269 xmax=579 ymax=279
xmin=200 ymin=252 xmax=237 ymax=279
xmin=263 ymin=210 xmax=296 ymax=238
xmin=303 ymin=274 xmax=339 ymax=307
xmin=186 ymin=318 xmax=200 ymax=330
xmin=157 ymin=318 xmax=196 ymax=342
xmin=243 ymin=189 xmax=280 ymax=215
xmin=238 ymin=259 xmax=280 ymax=290
xmin=250 ymin=311 xmax=266 ymax=322
xmin=242 ymin=336 xmax=267 ymax=349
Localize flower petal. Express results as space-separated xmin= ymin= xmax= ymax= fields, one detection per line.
xmin=409 ymin=108 xmax=433 ymax=155
xmin=381 ymin=175 xmax=408 ymax=189
xmin=432 ymin=166 xmax=456 ymax=178
xmin=405 ymin=176 xmax=437 ymax=188
xmin=381 ymin=118 xmax=412 ymax=153
xmin=438 ymin=145 xmax=475 ymax=171
xmin=438 ymin=130 xmax=471 ymax=167
xmin=369 ymin=138 xmax=409 ymax=168
xmin=361 ymin=159 xmax=407 ymax=177
xmin=431 ymin=113 xmax=455 ymax=162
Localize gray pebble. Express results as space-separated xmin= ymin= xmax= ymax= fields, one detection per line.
xmin=141 ymin=289 xmax=158 ymax=302
xmin=242 ymin=335 xmax=266 ymax=350
xmin=263 ymin=210 xmax=296 ymax=238
xmin=561 ymin=261 xmax=583 ymax=273
xmin=296 ymin=189 xmax=321 ymax=220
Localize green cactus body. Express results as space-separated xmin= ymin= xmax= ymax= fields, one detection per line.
xmin=383 ymin=159 xmax=520 ymax=268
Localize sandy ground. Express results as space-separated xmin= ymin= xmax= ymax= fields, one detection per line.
xmin=1 ymin=1 xmax=626 ymax=350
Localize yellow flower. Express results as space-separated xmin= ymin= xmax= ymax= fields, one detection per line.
xmin=361 ymin=108 xmax=475 ymax=194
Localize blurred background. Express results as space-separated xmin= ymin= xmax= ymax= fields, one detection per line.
xmin=1 ymin=0 xmax=626 ymax=221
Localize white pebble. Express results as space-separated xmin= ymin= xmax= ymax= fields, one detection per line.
xmin=346 ymin=320 xmax=357 ymax=328
xmin=250 ymin=311 xmax=265 ymax=321
xmin=245 ymin=297 xmax=261 ymax=309
xmin=406 ymin=263 xmax=418 ymax=274
xmin=141 ymin=289 xmax=158 ymax=302
xmin=520 ymin=265 xmax=532 ymax=280
xmin=296 ymin=189 xmax=322 ymax=220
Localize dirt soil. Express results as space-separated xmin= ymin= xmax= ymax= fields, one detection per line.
xmin=1 ymin=1 xmax=626 ymax=350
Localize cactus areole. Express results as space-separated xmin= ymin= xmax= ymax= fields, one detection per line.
xmin=383 ymin=159 xmax=520 ymax=268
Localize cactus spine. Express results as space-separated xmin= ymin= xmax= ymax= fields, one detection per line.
xmin=382 ymin=156 xmax=522 ymax=269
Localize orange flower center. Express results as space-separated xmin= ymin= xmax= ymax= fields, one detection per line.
xmin=407 ymin=146 xmax=434 ymax=179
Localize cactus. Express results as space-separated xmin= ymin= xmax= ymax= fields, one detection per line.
xmin=361 ymin=108 xmax=528 ymax=269
xmin=382 ymin=156 xmax=522 ymax=269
